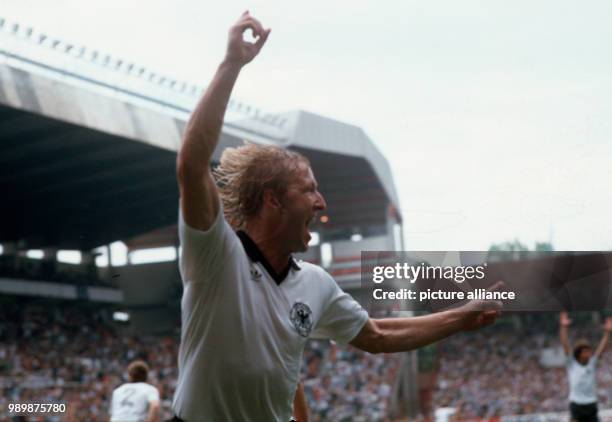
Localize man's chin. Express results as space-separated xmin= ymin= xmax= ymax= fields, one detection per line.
xmin=296 ymin=236 xmax=310 ymax=253
xmin=302 ymin=230 xmax=312 ymax=251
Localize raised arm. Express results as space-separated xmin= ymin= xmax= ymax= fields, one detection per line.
xmin=351 ymin=290 xmax=502 ymax=354
xmin=146 ymin=399 xmax=160 ymax=422
xmin=176 ymin=11 xmax=270 ymax=230
xmin=594 ymin=317 xmax=612 ymax=359
xmin=559 ymin=311 xmax=572 ymax=356
xmin=292 ymin=382 xmax=309 ymax=422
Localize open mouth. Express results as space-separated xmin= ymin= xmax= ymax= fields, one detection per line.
xmin=305 ymin=214 xmax=316 ymax=228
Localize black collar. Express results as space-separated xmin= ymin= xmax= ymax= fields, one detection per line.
xmin=236 ymin=230 xmax=301 ymax=285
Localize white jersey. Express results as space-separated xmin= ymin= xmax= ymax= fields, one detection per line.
xmin=110 ymin=382 xmax=160 ymax=422
xmin=567 ymin=356 xmax=598 ymax=404
xmin=172 ymin=206 xmax=369 ymax=421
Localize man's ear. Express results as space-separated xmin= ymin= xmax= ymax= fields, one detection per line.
xmin=263 ymin=188 xmax=283 ymax=210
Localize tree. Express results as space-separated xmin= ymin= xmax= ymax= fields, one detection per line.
xmin=487 ymin=239 xmax=554 ymax=262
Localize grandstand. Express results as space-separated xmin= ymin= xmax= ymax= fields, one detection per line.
xmin=0 ymin=17 xmax=412 ymax=421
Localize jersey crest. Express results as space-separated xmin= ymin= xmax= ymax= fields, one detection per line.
xmin=290 ymin=302 xmax=313 ymax=337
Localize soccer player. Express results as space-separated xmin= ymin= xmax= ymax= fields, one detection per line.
xmin=110 ymin=360 xmax=160 ymax=422
xmin=172 ymin=11 xmax=502 ymax=421
xmin=559 ymin=312 xmax=612 ymax=422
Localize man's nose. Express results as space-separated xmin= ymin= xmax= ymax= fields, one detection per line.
xmin=314 ymin=191 xmax=327 ymax=211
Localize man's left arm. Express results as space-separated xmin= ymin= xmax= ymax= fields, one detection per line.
xmin=146 ymin=388 xmax=161 ymax=422
xmin=351 ymin=293 xmax=502 ymax=354
xmin=594 ymin=317 xmax=612 ymax=359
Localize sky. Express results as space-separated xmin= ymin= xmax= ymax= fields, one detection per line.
xmin=3 ymin=0 xmax=612 ymax=251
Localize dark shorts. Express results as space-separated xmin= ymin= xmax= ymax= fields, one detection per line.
xmin=570 ymin=402 xmax=599 ymax=422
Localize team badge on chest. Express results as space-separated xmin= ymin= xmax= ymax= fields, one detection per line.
xmin=290 ymin=302 xmax=313 ymax=337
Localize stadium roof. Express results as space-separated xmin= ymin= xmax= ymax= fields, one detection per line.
xmin=234 ymin=110 xmax=401 ymax=215
xmin=0 ymin=25 xmax=401 ymax=251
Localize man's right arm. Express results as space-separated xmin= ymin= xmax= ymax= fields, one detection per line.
xmin=176 ymin=11 xmax=270 ymax=231
xmin=559 ymin=311 xmax=571 ymax=356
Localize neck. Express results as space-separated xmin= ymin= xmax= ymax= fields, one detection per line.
xmin=244 ymin=218 xmax=291 ymax=274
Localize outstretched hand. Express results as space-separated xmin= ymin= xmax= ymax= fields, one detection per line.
xmin=458 ymin=281 xmax=504 ymax=331
xmin=225 ymin=11 xmax=271 ymax=66
xmin=605 ymin=317 xmax=612 ymax=333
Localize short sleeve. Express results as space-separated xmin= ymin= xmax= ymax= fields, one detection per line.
xmin=147 ymin=386 xmax=160 ymax=403
xmin=178 ymin=203 xmax=237 ymax=284
xmin=311 ymin=277 xmax=369 ymax=344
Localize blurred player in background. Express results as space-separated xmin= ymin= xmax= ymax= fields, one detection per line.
xmin=110 ymin=360 xmax=160 ymax=422
xmin=559 ymin=312 xmax=612 ymax=422
xmin=173 ymin=10 xmax=502 ymax=422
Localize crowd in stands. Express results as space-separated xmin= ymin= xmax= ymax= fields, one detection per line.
xmin=301 ymin=341 xmax=400 ymax=421
xmin=0 ymin=301 xmax=399 ymax=421
xmin=0 ymin=302 xmax=179 ymax=421
xmin=3 ymin=299 xmax=610 ymax=421
xmin=432 ymin=315 xmax=612 ymax=419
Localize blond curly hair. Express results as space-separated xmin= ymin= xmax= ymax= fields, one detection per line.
xmin=213 ymin=143 xmax=310 ymax=230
